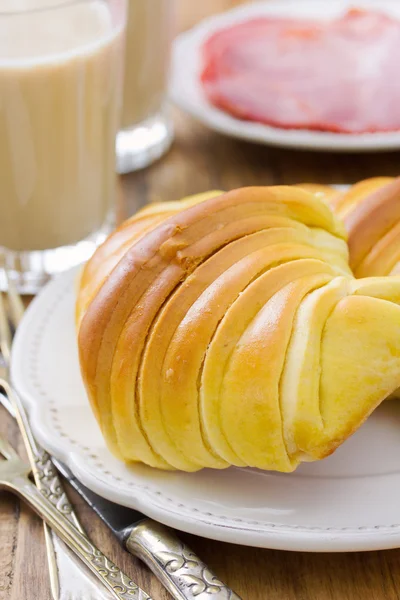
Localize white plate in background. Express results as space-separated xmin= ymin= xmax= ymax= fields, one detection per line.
xmin=170 ymin=0 xmax=400 ymax=152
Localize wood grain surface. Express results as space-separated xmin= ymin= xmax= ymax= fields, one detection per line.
xmin=2 ymin=1 xmax=400 ymax=598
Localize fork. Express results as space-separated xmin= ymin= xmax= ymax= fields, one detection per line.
xmin=0 ymin=278 xmax=65 ymax=600
xmin=0 ymin=275 xmax=152 ymax=600
xmin=0 ymin=431 xmax=152 ymax=600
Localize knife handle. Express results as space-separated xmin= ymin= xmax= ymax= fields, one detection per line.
xmin=126 ymin=519 xmax=242 ymax=600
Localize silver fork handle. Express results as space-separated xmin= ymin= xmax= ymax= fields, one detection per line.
xmin=6 ymin=471 xmax=152 ymax=600
xmin=1 ymin=381 xmax=87 ymax=599
xmin=127 ymin=520 xmax=242 ymax=600
xmin=1 ymin=381 xmax=83 ymax=529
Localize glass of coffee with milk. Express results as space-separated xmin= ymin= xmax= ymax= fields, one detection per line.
xmin=0 ymin=0 xmax=126 ymax=293
xmin=116 ymin=0 xmax=174 ymax=174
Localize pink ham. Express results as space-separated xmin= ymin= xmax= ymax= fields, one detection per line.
xmin=201 ymin=9 xmax=400 ymax=134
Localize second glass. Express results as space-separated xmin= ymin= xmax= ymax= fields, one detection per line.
xmin=116 ymin=0 xmax=174 ymax=174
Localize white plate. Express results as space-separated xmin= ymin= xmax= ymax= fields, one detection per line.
xmin=10 ymin=265 xmax=400 ymax=552
xmin=170 ymin=0 xmax=400 ymax=152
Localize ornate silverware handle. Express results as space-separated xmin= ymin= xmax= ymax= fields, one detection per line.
xmin=1 ymin=379 xmax=88 ymax=600
xmin=1 ymin=380 xmax=84 ymax=530
xmin=6 ymin=470 xmax=152 ymax=600
xmin=126 ymin=520 xmax=242 ymax=600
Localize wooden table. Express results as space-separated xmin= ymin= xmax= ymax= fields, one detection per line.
xmin=2 ymin=1 xmax=400 ymax=598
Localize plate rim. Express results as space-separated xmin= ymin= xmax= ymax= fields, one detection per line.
xmin=10 ymin=261 xmax=400 ymax=552
xmin=169 ymin=0 xmax=400 ymax=152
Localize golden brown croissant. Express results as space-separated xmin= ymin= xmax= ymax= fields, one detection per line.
xmin=77 ymin=186 xmax=400 ymax=472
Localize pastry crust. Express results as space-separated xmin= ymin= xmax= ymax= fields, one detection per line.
xmin=305 ymin=177 xmax=400 ymax=277
xmin=77 ymin=185 xmax=400 ymax=471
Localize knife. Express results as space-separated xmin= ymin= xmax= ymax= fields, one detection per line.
xmin=53 ymin=456 xmax=241 ymax=600
xmin=0 ymin=391 xmax=241 ymax=600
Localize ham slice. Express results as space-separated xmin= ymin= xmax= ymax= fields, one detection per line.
xmin=201 ymin=9 xmax=400 ymax=134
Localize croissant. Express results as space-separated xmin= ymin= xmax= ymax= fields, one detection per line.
xmin=77 ymin=186 xmax=400 ymax=472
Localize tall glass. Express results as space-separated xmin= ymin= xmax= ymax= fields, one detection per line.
xmin=0 ymin=0 xmax=126 ymax=293
xmin=116 ymin=0 xmax=174 ymax=174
